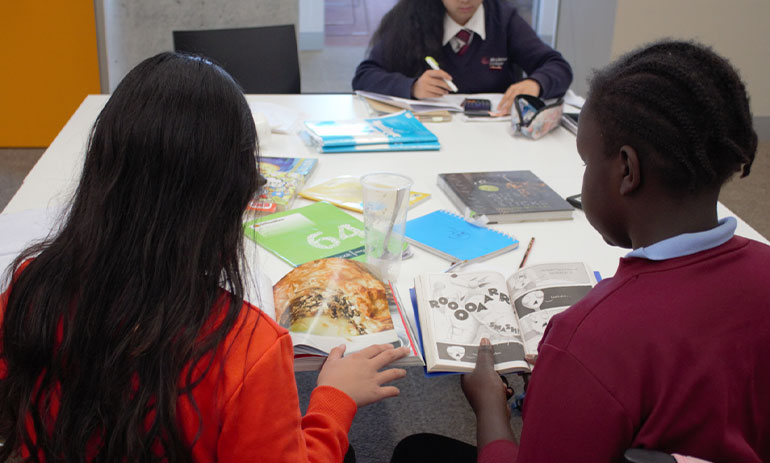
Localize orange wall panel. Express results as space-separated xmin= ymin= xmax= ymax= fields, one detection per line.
xmin=0 ymin=2 xmax=101 ymax=147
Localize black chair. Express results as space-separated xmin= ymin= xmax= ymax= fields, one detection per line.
xmin=625 ymin=448 xmax=715 ymax=463
xmin=173 ymin=24 xmax=301 ymax=94
xmin=625 ymin=449 xmax=677 ymax=463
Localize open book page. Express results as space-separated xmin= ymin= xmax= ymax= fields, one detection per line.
xmin=272 ymin=258 xmax=422 ymax=365
xmin=505 ymin=262 xmax=597 ymax=354
xmin=355 ymin=90 xmax=463 ymax=113
xmin=414 ymin=272 xmax=529 ymax=374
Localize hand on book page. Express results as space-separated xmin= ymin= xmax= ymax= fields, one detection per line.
xmin=461 ymin=339 xmax=511 ymax=414
xmin=318 ymin=343 xmax=410 ymax=407
xmin=461 ymin=339 xmax=517 ymax=448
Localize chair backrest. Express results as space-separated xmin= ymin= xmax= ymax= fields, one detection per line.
xmin=173 ymin=24 xmax=300 ymax=94
xmin=625 ymin=449 xmax=715 ymax=463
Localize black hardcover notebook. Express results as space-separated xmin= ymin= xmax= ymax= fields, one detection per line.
xmin=437 ymin=170 xmax=574 ymax=224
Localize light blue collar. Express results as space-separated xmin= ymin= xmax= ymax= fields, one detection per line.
xmin=625 ymin=217 xmax=737 ymax=261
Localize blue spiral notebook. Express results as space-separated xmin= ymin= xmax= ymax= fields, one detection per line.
xmin=405 ymin=210 xmax=519 ymax=262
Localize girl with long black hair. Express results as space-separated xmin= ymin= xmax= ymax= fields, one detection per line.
xmin=352 ymin=0 xmax=572 ymax=114
xmin=0 ymin=52 xmax=408 ymax=463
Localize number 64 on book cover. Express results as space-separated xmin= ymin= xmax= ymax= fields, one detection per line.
xmin=243 ymin=202 xmax=367 ymax=267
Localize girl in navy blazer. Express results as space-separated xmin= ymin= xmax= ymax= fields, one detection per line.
xmin=352 ymin=0 xmax=572 ymax=114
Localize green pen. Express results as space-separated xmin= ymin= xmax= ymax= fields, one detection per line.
xmin=425 ymin=56 xmax=458 ymax=93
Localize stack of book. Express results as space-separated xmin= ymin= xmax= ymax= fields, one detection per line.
xmin=300 ymin=110 xmax=440 ymax=153
xmin=247 ymin=156 xmax=318 ymax=214
xmin=355 ymin=90 xmax=462 ymax=122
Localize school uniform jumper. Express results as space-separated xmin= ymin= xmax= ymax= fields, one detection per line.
xmin=480 ymin=228 xmax=770 ymax=462
xmin=0 ymin=290 xmax=357 ymax=462
xmin=351 ymin=0 xmax=572 ymax=99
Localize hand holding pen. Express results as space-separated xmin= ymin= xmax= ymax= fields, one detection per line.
xmin=411 ymin=56 xmax=457 ymax=99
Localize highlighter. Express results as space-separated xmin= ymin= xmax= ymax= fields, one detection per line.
xmin=425 ymin=56 xmax=458 ymax=93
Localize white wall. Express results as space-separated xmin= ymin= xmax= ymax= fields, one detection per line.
xmin=611 ymin=0 xmax=770 ymax=118
xmin=99 ymin=0 xmax=298 ymax=92
xmin=555 ymin=0 xmax=618 ymax=97
xmin=298 ymin=0 xmax=324 ymax=50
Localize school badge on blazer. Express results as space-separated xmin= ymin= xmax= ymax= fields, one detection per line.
xmin=481 ymin=56 xmax=507 ymax=70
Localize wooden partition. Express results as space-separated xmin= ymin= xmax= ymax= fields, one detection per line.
xmin=0 ymin=2 xmax=100 ymax=147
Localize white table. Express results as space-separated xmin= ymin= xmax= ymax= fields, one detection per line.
xmin=4 ymin=94 xmax=768 ymax=325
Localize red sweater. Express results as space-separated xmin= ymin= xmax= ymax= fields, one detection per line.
xmin=487 ymin=236 xmax=770 ymax=462
xmin=175 ymin=299 xmax=357 ymax=462
xmin=0 ymin=289 xmax=357 ymax=462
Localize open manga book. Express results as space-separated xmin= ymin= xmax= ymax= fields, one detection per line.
xmin=272 ymin=257 xmax=423 ymax=371
xmin=414 ymin=262 xmax=597 ymax=374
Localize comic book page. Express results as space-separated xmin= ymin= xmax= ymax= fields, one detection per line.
xmin=505 ymin=262 xmax=597 ymax=354
xmin=414 ymin=272 xmax=530 ymax=374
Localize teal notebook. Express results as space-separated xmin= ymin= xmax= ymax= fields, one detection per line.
xmin=301 ymin=110 xmax=440 ymax=153
xmin=405 ymin=210 xmax=519 ymax=262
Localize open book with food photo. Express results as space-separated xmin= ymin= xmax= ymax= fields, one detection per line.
xmin=272 ymin=257 xmax=423 ymax=371
xmin=413 ymin=262 xmax=598 ymax=374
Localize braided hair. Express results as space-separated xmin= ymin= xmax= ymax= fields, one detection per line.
xmin=587 ymin=40 xmax=757 ymax=194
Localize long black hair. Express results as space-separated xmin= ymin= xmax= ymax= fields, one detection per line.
xmin=368 ymin=0 xmax=447 ymax=77
xmin=0 ymin=52 xmax=259 ymax=462
xmin=587 ymin=40 xmax=757 ymax=193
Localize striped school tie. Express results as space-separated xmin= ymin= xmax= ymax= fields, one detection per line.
xmin=455 ymin=29 xmax=472 ymax=55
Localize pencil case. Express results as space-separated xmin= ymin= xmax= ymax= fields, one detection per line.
xmin=511 ymin=95 xmax=563 ymax=140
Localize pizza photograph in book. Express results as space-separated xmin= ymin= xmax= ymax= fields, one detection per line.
xmin=414 ymin=262 xmax=597 ymax=374
xmin=272 ymin=257 xmax=423 ymax=371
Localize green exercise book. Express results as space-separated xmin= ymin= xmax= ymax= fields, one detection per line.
xmin=244 ymin=202 xmax=367 ymax=267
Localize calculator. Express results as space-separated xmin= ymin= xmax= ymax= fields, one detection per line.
xmin=462 ymin=98 xmax=492 ymax=116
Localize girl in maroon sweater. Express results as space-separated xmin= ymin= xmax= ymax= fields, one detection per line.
xmin=393 ymin=40 xmax=768 ymax=462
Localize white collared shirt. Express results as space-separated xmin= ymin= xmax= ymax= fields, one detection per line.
xmin=625 ymin=217 xmax=737 ymax=261
xmin=443 ymin=4 xmax=486 ymax=53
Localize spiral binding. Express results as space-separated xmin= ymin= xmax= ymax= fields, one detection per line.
xmin=434 ymin=209 xmax=517 ymax=240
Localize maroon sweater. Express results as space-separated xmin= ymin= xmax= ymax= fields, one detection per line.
xmin=500 ymin=236 xmax=770 ymax=462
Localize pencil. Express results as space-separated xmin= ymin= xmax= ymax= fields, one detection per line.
xmin=518 ymin=237 xmax=535 ymax=269
xmin=444 ymin=259 xmax=468 ymax=273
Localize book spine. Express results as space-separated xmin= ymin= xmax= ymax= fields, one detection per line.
xmin=320 ymin=142 xmax=440 ymax=153
xmin=437 ymin=175 xmax=472 ymax=218
xmin=404 ymin=236 xmax=457 ymax=262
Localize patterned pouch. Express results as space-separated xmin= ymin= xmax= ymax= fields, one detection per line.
xmin=511 ymin=94 xmax=564 ymax=140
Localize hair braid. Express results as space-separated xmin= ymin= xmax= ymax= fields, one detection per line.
xmin=618 ymin=59 xmax=724 ymax=188
xmin=587 ymin=40 xmax=757 ymax=194
xmin=603 ymin=78 xmax=703 ymax=189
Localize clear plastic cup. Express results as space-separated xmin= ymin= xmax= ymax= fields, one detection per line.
xmin=360 ymin=173 xmax=413 ymax=282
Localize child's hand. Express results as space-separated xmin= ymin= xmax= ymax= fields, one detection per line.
xmin=461 ymin=338 xmax=510 ymax=417
xmin=495 ymin=79 xmax=541 ymax=115
xmin=317 ymin=343 xmax=410 ymax=407
xmin=461 ymin=338 xmax=517 ymax=448
xmin=525 ymin=353 xmax=538 ymax=367
xmin=412 ymin=69 xmax=453 ymax=99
